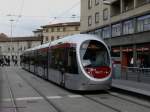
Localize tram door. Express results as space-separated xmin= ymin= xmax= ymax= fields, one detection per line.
xmin=41 ymin=49 xmax=48 ymax=79
xmin=59 ymin=48 xmax=67 ymax=86
xmin=48 ymin=46 xmax=67 ymax=85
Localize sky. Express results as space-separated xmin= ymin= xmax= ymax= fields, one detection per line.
xmin=0 ymin=0 xmax=80 ymax=37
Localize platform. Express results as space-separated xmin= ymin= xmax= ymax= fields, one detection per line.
xmin=112 ymin=79 xmax=150 ymax=97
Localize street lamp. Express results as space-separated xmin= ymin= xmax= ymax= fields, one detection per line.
xmin=10 ymin=19 xmax=15 ymax=66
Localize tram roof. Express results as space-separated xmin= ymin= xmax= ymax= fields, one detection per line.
xmin=24 ymin=34 xmax=103 ymax=52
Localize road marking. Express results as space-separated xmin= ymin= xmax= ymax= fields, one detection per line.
xmin=2 ymin=98 xmax=12 ymax=102
xmin=2 ymin=95 xmax=83 ymax=102
xmin=47 ymin=96 xmax=62 ymax=99
xmin=68 ymin=95 xmax=82 ymax=98
xmin=17 ymin=97 xmax=43 ymax=101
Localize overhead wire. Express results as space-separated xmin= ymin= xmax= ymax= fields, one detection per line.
xmin=1 ymin=0 xmax=80 ymax=36
xmin=49 ymin=0 xmax=80 ymax=23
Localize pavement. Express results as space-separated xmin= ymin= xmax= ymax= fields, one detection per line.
xmin=0 ymin=67 xmax=150 ymax=112
xmin=112 ymin=79 xmax=150 ymax=97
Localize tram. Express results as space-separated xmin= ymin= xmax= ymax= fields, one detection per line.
xmin=21 ymin=34 xmax=112 ymax=90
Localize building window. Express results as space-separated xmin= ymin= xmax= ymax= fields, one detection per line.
xmin=8 ymin=47 xmax=10 ymax=52
xmin=103 ymin=8 xmax=108 ymax=20
xmin=12 ymin=47 xmax=14 ymax=52
xmin=137 ymin=0 xmax=150 ymax=7
xmin=45 ymin=28 xmax=48 ymax=32
xmin=75 ymin=26 xmax=79 ymax=31
xmin=57 ymin=27 xmax=60 ymax=32
xmin=112 ymin=23 xmax=121 ymax=37
xmin=123 ymin=20 xmax=134 ymax=35
xmin=27 ymin=42 xmax=32 ymax=48
xmin=95 ymin=29 xmax=102 ymax=38
xmin=63 ymin=27 xmax=66 ymax=31
xmin=102 ymin=26 xmax=111 ymax=38
xmin=95 ymin=0 xmax=99 ymax=5
xmin=20 ymin=47 xmax=22 ymax=51
xmin=51 ymin=36 xmax=54 ymax=41
xmin=95 ymin=12 xmax=99 ymax=23
xmin=88 ymin=0 xmax=92 ymax=9
xmin=46 ymin=36 xmax=49 ymax=41
xmin=137 ymin=14 xmax=150 ymax=32
xmin=88 ymin=16 xmax=92 ymax=26
xmin=123 ymin=0 xmax=134 ymax=12
xmin=51 ymin=28 xmax=54 ymax=32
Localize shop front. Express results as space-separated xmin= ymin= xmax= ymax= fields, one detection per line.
xmin=136 ymin=44 xmax=150 ymax=68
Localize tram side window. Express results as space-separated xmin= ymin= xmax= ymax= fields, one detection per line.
xmin=41 ymin=51 xmax=48 ymax=68
xmin=37 ymin=51 xmax=41 ymax=66
xmin=38 ymin=53 xmax=44 ymax=67
xmin=34 ymin=51 xmax=38 ymax=66
xmin=30 ymin=53 xmax=35 ymax=65
xmin=66 ymin=48 xmax=78 ymax=74
xmin=50 ymin=48 xmax=66 ymax=69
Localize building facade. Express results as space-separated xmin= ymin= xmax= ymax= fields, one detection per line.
xmin=41 ymin=22 xmax=80 ymax=43
xmin=0 ymin=34 xmax=42 ymax=65
xmin=81 ymin=0 xmax=150 ymax=68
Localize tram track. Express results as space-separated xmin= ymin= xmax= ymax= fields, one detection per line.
xmin=16 ymin=68 xmax=150 ymax=112
xmin=83 ymin=95 xmax=122 ymax=112
xmin=107 ymin=90 xmax=150 ymax=109
xmin=3 ymin=69 xmax=19 ymax=112
xmin=16 ymin=70 xmax=64 ymax=112
xmin=17 ymin=69 xmax=123 ymax=112
xmin=16 ymin=69 xmax=123 ymax=112
xmin=81 ymin=90 xmax=150 ymax=112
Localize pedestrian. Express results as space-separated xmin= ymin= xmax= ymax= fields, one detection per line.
xmin=14 ymin=59 xmax=18 ymax=66
xmin=136 ymin=58 xmax=141 ymax=68
xmin=130 ymin=57 xmax=134 ymax=67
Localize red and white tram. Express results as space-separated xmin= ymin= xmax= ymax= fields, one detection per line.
xmin=21 ymin=34 xmax=112 ymax=90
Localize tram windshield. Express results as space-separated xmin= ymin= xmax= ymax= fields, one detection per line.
xmin=80 ymin=40 xmax=111 ymax=78
xmin=80 ymin=40 xmax=110 ymax=67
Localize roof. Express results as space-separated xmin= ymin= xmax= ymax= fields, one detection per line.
xmin=33 ymin=29 xmax=43 ymax=33
xmin=0 ymin=36 xmax=42 ymax=42
xmin=0 ymin=33 xmax=9 ymax=42
xmin=25 ymin=34 xmax=106 ymax=52
xmin=42 ymin=22 xmax=80 ymax=28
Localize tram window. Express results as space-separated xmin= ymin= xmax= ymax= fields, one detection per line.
xmin=80 ymin=40 xmax=110 ymax=68
xmin=34 ymin=51 xmax=38 ymax=65
xmin=66 ymin=48 xmax=78 ymax=74
xmin=38 ymin=51 xmax=47 ymax=67
xmin=37 ymin=51 xmax=41 ymax=66
xmin=30 ymin=52 xmax=35 ymax=65
xmin=41 ymin=51 xmax=48 ymax=68
xmin=50 ymin=48 xmax=66 ymax=69
xmin=50 ymin=47 xmax=78 ymax=74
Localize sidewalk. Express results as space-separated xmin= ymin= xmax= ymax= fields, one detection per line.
xmin=112 ymin=79 xmax=150 ymax=97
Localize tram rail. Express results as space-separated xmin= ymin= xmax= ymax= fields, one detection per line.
xmin=16 ymin=70 xmax=64 ymax=112
xmin=3 ymin=70 xmax=20 ymax=112
xmin=18 ymin=68 xmax=150 ymax=112
xmin=2 ymin=67 xmax=150 ymax=112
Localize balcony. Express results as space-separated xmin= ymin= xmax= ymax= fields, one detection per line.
xmin=123 ymin=0 xmax=134 ymax=12
xmin=110 ymin=0 xmax=121 ymax=17
xmin=137 ymin=0 xmax=150 ymax=7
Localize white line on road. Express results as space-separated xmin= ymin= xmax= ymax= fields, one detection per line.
xmin=47 ymin=96 xmax=62 ymax=99
xmin=68 ymin=95 xmax=82 ymax=98
xmin=2 ymin=95 xmax=83 ymax=102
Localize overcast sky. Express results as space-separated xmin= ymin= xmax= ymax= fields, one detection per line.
xmin=0 ymin=0 xmax=80 ymax=37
